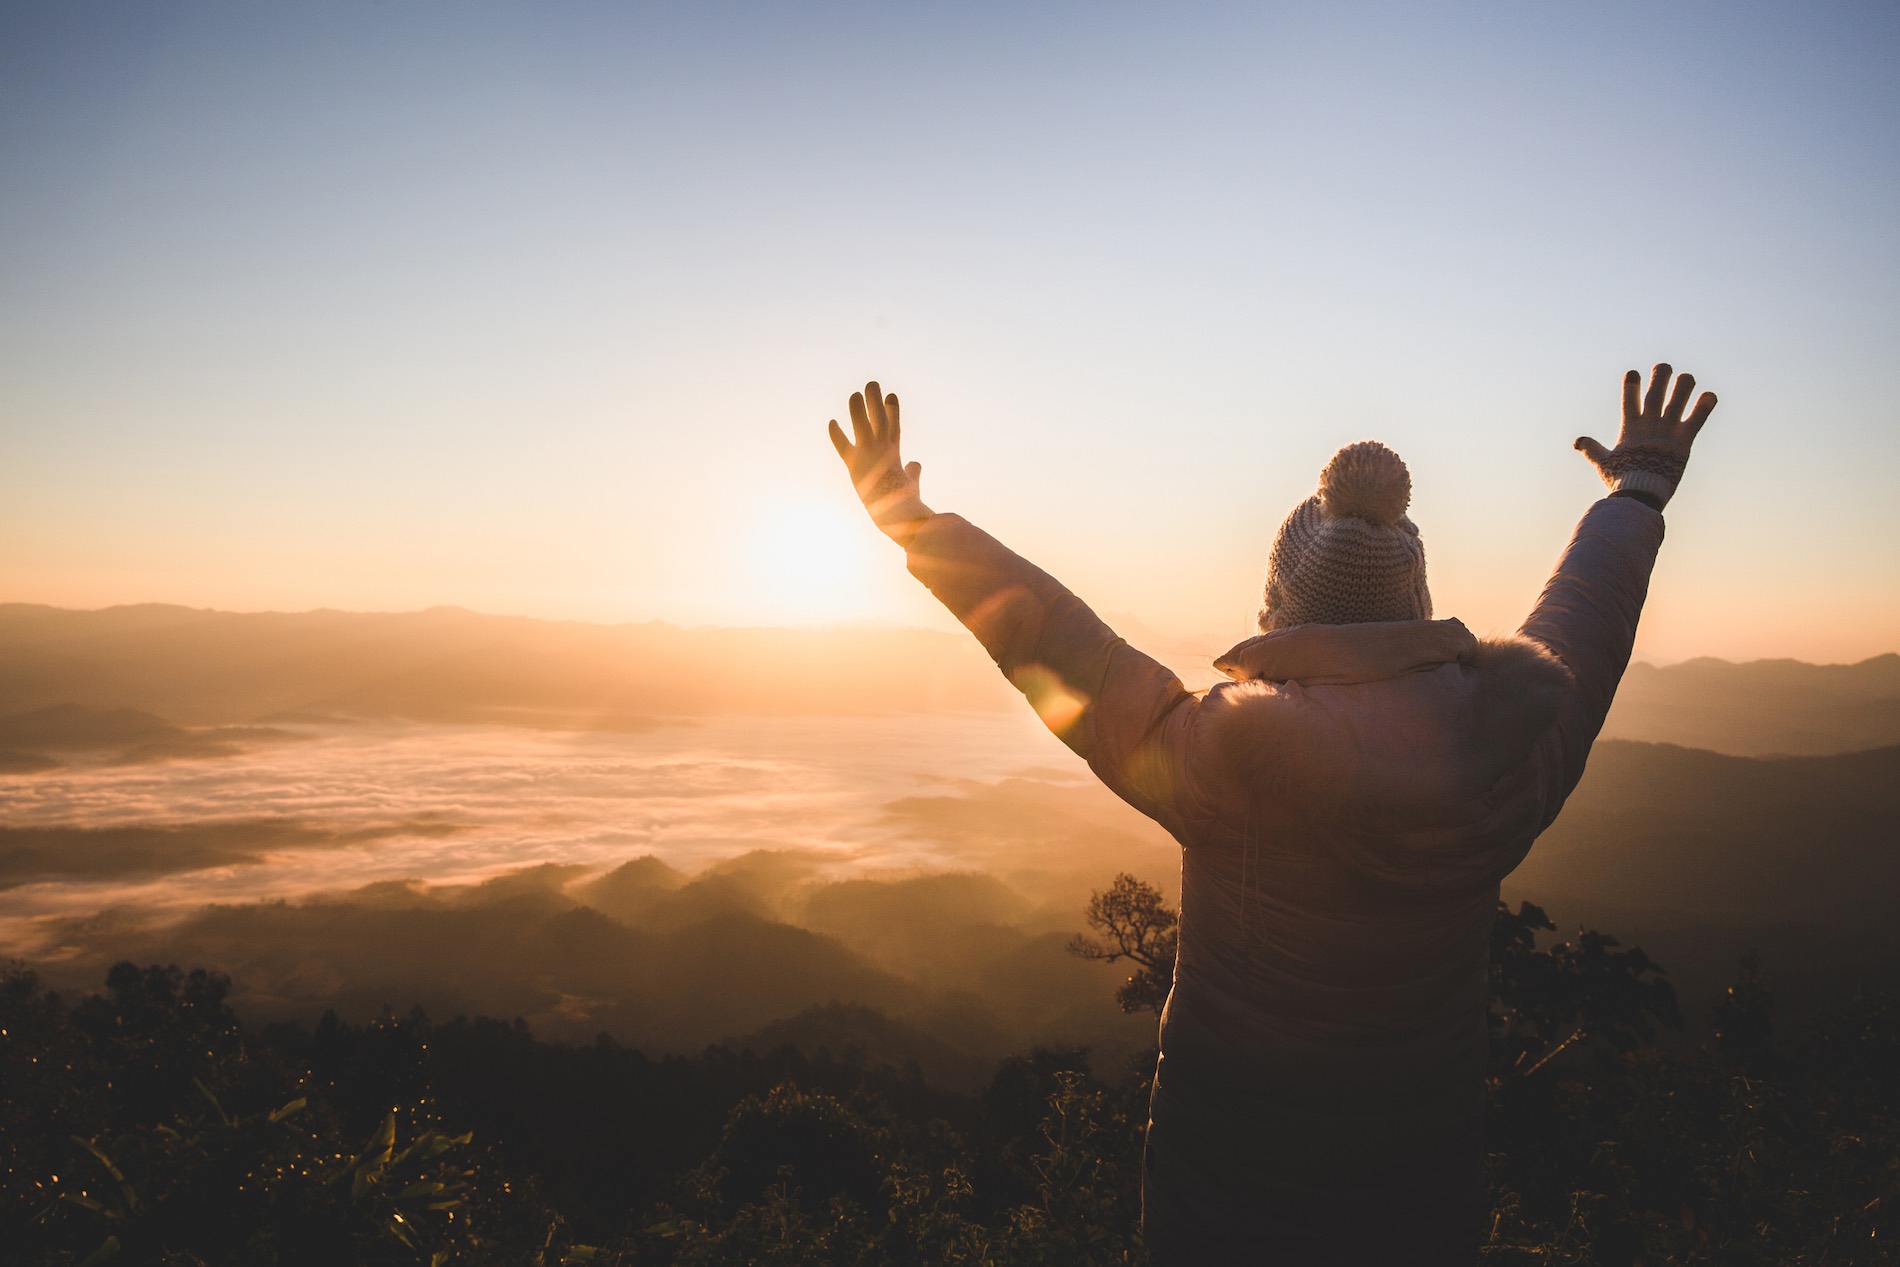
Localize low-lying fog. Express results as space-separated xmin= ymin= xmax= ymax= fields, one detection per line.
xmin=0 ymin=711 xmax=1191 ymax=1078
xmin=3 ymin=624 xmax=1897 ymax=1076
xmin=0 ymin=712 xmax=1177 ymax=945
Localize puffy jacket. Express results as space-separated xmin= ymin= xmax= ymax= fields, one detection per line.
xmin=904 ymin=495 xmax=1665 ymax=1265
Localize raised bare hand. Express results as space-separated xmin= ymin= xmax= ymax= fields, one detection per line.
xmin=828 ymin=381 xmax=931 ymax=538
xmin=1574 ymin=363 xmax=1717 ymax=508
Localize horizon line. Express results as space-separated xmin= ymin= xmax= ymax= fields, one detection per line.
xmin=4 ymin=597 xmax=1895 ymax=672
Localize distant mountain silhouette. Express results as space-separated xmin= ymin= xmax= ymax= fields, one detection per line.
xmin=23 ymin=851 xmax=1155 ymax=1079
xmin=1602 ymin=655 xmax=1900 ymax=755
xmin=0 ymin=815 xmax=468 ymax=889
xmin=1515 ymin=740 xmax=1900 ymax=920
xmin=0 ymin=702 xmax=299 ymax=768
xmin=0 ymin=750 xmax=60 ymax=774
xmin=0 ymin=602 xmax=1011 ymax=725
xmin=800 ymin=873 xmax=1032 ymax=979
xmin=0 ymin=703 xmax=181 ymax=749
xmin=3 ymin=602 xmax=1892 ymax=755
xmin=570 ymin=855 xmax=688 ymax=925
xmin=1506 ymin=739 xmax=1900 ymax=1023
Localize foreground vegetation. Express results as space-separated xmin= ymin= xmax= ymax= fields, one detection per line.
xmin=2 ymin=891 xmax=1896 ymax=1264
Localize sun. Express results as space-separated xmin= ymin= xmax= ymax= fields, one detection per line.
xmin=747 ymin=497 xmax=882 ymax=623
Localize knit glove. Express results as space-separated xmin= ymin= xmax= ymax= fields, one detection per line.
xmin=828 ymin=380 xmax=933 ymax=543
xmin=1574 ymin=363 xmax=1716 ymax=510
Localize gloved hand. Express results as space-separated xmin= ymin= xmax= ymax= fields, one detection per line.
xmin=1575 ymin=363 xmax=1717 ymax=510
xmin=828 ymin=380 xmax=933 ymax=542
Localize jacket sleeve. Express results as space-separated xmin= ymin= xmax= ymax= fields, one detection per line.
xmin=904 ymin=512 xmax=1201 ymax=835
xmin=1517 ymin=495 xmax=1666 ymax=823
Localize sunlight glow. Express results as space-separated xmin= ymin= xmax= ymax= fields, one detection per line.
xmin=746 ymin=498 xmax=882 ymax=623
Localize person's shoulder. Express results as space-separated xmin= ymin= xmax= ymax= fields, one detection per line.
xmin=1191 ymin=676 xmax=1332 ymax=775
xmin=1463 ymin=634 xmax=1573 ymax=695
xmin=1457 ymin=634 xmax=1574 ymax=754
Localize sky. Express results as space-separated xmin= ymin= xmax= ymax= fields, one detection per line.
xmin=2 ymin=1 xmax=1896 ymax=664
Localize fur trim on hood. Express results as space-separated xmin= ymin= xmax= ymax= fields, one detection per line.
xmin=1197 ymin=620 xmax=1577 ymax=880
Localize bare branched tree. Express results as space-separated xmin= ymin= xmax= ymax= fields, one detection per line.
xmin=1066 ymin=873 xmax=1178 ymax=1016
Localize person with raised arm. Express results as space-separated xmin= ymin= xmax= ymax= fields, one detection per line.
xmin=829 ymin=366 xmax=1715 ymax=1264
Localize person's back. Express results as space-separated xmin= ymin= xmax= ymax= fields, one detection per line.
xmin=1147 ymin=620 xmax=1585 ymax=1261
xmin=828 ymin=364 xmax=1716 ymax=1264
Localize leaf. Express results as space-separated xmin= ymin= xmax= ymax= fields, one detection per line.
xmin=268 ymin=1097 xmax=307 ymax=1124
xmin=394 ymin=1128 xmax=471 ymax=1166
xmin=69 ymin=1137 xmax=139 ymax=1214
xmin=193 ymin=1077 xmax=232 ymax=1127
xmin=386 ymin=1213 xmax=420 ymax=1251
xmin=69 ymin=1137 xmax=125 ymax=1185
xmin=351 ymin=1113 xmax=398 ymax=1200
xmin=77 ymin=1235 xmax=122 ymax=1266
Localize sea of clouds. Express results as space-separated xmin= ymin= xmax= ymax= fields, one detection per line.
xmin=0 ymin=711 xmax=1177 ymax=962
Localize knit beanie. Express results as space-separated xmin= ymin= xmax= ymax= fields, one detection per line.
xmin=1257 ymin=441 xmax=1432 ymax=631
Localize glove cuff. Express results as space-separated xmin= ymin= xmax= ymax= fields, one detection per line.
xmin=1595 ymin=445 xmax=1685 ymax=508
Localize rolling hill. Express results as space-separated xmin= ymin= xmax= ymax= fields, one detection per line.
xmin=4 ymin=601 xmax=1897 ymax=755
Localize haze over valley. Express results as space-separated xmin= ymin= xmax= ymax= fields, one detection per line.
xmin=2 ymin=602 xmax=1895 ymax=1075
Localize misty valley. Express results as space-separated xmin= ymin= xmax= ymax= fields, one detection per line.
xmin=4 ymin=603 xmax=1898 ymax=1055
xmin=1 ymin=706 xmax=1177 ymax=1080
xmin=3 ymin=603 xmax=1899 ymax=1261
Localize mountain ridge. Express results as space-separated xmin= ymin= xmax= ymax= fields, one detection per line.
xmin=3 ymin=600 xmax=1897 ymax=754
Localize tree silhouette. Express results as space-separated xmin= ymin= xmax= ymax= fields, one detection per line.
xmin=5 ymin=902 xmax=1897 ymax=1262
xmin=1488 ymin=899 xmax=1682 ymax=1084
xmin=1066 ymin=873 xmax=1178 ymax=1016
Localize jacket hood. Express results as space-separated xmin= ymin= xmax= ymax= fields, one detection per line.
xmin=1214 ymin=619 xmax=1478 ymax=686
xmin=1200 ymin=618 xmax=1577 ymax=892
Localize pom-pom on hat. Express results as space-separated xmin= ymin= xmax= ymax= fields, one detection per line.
xmin=1257 ymin=441 xmax=1432 ymax=631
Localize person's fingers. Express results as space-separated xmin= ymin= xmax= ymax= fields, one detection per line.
xmin=1686 ymin=391 xmax=1718 ymax=437
xmin=904 ymin=461 xmax=921 ymax=481
xmin=1643 ymin=364 xmax=1673 ymax=418
xmin=849 ymin=391 xmax=872 ymax=448
xmin=863 ymin=381 xmax=887 ymax=439
xmin=828 ymin=419 xmax=853 ymax=463
xmin=1622 ymin=369 xmax=1641 ymax=426
xmin=887 ymin=393 xmax=900 ymax=448
xmin=1664 ymin=372 xmax=1697 ymax=423
xmin=1574 ymin=435 xmax=1613 ymax=467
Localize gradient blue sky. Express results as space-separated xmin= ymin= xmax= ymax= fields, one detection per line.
xmin=3 ymin=1 xmax=1896 ymax=662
